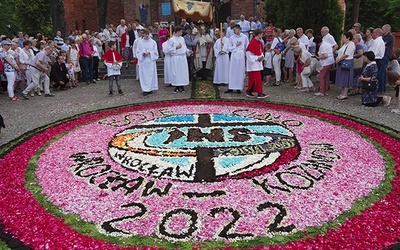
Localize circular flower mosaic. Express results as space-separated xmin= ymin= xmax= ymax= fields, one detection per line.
xmin=0 ymin=100 xmax=399 ymax=249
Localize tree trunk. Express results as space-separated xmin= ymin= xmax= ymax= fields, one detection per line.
xmin=50 ymin=0 xmax=67 ymax=37
xmin=97 ymin=0 xmax=108 ymax=31
xmin=352 ymin=0 xmax=361 ymax=23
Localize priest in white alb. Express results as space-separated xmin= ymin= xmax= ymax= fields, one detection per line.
xmin=226 ymin=24 xmax=249 ymax=94
xmin=194 ymin=25 xmax=213 ymax=80
xmin=132 ymin=29 xmax=143 ymax=80
xmin=168 ymin=26 xmax=193 ymax=93
xmin=136 ymin=29 xmax=159 ymax=96
xmin=162 ymin=35 xmax=172 ymax=86
xmin=213 ymin=29 xmax=229 ymax=85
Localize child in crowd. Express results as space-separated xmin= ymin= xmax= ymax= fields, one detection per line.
xmin=264 ymin=43 xmax=273 ymax=86
xmin=102 ymin=41 xmax=123 ymax=95
xmin=65 ymin=57 xmax=76 ymax=87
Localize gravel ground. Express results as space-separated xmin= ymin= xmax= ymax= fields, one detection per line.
xmin=0 ymin=77 xmax=399 ymax=148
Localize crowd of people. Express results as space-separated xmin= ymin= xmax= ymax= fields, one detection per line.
xmin=0 ymin=16 xmax=399 ymax=111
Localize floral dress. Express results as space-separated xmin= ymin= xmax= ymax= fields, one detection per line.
xmin=361 ymin=62 xmax=378 ymax=105
xmin=69 ymin=47 xmax=81 ymax=72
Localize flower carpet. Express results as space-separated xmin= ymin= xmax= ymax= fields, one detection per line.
xmin=193 ymin=80 xmax=218 ymax=99
xmin=0 ymin=100 xmax=400 ymax=250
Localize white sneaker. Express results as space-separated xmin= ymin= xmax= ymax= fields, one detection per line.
xmin=391 ymin=109 xmax=400 ymax=114
xmin=314 ymin=92 xmax=324 ymax=96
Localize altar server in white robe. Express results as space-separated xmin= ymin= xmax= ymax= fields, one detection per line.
xmin=162 ymin=36 xmax=172 ymax=85
xmin=132 ymin=29 xmax=143 ymax=80
xmin=168 ymin=26 xmax=193 ymax=93
xmin=213 ymin=29 xmax=229 ymax=85
xmin=136 ymin=29 xmax=159 ymax=96
xmin=226 ymin=24 xmax=249 ymax=93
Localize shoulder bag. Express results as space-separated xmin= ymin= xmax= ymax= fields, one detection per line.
xmin=339 ymin=44 xmax=351 ymax=71
xmin=361 ymin=79 xmax=378 ymax=91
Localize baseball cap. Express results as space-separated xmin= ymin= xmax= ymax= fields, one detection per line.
xmin=1 ymin=40 xmax=12 ymax=46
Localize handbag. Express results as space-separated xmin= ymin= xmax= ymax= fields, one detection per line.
xmin=340 ymin=61 xmax=351 ymax=71
xmin=339 ymin=44 xmax=351 ymax=71
xmin=361 ymin=79 xmax=378 ymax=91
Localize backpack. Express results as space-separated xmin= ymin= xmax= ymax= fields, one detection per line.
xmin=274 ymin=37 xmax=285 ymax=54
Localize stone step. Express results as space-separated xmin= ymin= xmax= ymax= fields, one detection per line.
xmin=99 ymin=60 xmax=165 ymax=79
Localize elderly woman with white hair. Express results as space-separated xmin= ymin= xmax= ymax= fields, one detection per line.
xmin=0 ymin=40 xmax=20 ymax=101
xmin=293 ymin=45 xmax=317 ymax=92
xmin=351 ymin=33 xmax=368 ymax=95
xmin=283 ymin=29 xmax=295 ymax=83
xmin=289 ymin=37 xmax=307 ymax=89
xmin=19 ymin=40 xmax=35 ymax=95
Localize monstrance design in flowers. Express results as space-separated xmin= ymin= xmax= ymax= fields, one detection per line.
xmin=109 ymin=113 xmax=300 ymax=182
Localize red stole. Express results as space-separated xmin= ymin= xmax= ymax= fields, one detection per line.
xmin=246 ymin=38 xmax=263 ymax=56
xmin=102 ymin=49 xmax=123 ymax=63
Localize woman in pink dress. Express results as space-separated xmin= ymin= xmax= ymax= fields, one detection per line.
xmin=158 ymin=25 xmax=169 ymax=59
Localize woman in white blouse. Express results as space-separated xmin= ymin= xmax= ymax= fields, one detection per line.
xmin=335 ymin=32 xmax=356 ymax=100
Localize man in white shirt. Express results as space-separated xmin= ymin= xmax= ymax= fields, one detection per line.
xmin=102 ymin=24 xmax=111 ymax=50
xmin=305 ymin=29 xmax=316 ymax=55
xmin=249 ymin=17 xmax=258 ymax=32
xmin=134 ymin=19 xmax=144 ymax=30
xmin=116 ymin=19 xmax=127 ymax=51
xmin=296 ymin=28 xmax=309 ymax=50
xmin=368 ymin=28 xmax=385 ymax=92
xmin=238 ymin=15 xmax=250 ymax=38
xmin=321 ymin=26 xmax=338 ymax=52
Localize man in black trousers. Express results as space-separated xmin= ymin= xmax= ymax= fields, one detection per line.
xmin=50 ymin=55 xmax=70 ymax=90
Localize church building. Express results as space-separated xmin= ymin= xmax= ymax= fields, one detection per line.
xmin=63 ymin=0 xmax=264 ymax=32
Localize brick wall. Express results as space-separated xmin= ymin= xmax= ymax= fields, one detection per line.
xmin=64 ymin=0 xmax=260 ymax=33
xmin=106 ymin=0 xmax=124 ymax=28
xmin=64 ymin=0 xmax=126 ymax=32
xmin=230 ymin=0 xmax=255 ymax=21
xmin=64 ymin=0 xmax=99 ymax=32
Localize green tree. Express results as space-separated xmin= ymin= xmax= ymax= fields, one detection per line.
xmin=0 ymin=0 xmax=52 ymax=38
xmin=265 ymin=0 xmax=344 ymax=42
xmin=16 ymin=0 xmax=52 ymax=37
xmin=0 ymin=0 xmax=20 ymax=37
xmin=345 ymin=0 xmax=400 ymax=31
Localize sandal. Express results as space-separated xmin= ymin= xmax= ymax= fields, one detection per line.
xmin=271 ymin=82 xmax=280 ymax=86
xmin=336 ymin=95 xmax=348 ymax=100
xmin=10 ymin=96 xmax=19 ymax=101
